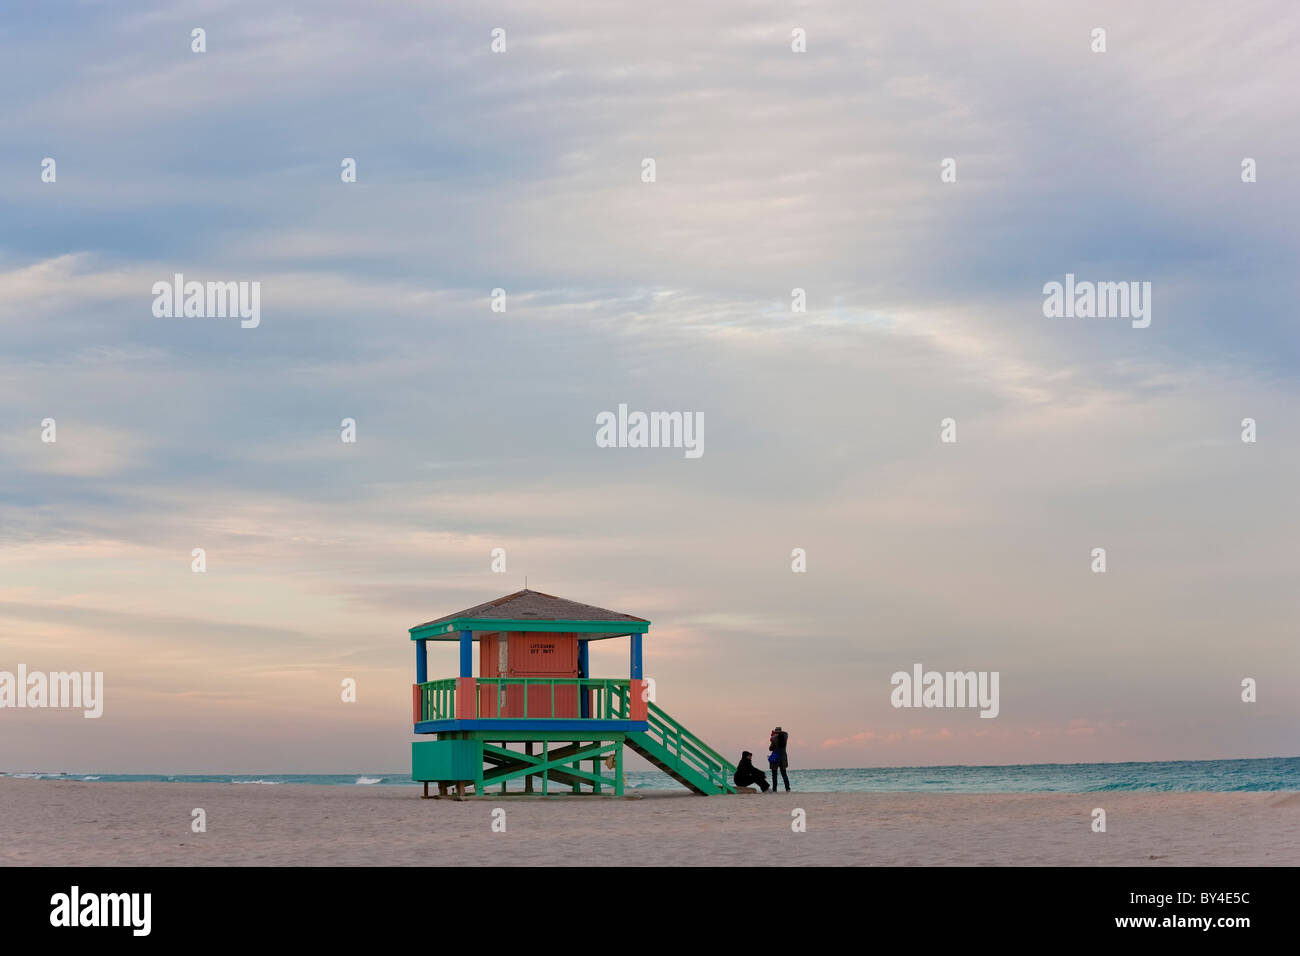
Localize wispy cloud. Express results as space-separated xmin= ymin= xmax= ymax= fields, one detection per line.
xmin=1 ymin=1 xmax=1296 ymax=772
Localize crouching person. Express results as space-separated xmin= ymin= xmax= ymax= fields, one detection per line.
xmin=734 ymin=751 xmax=770 ymax=791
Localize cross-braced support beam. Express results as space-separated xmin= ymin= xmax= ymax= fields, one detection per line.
xmin=480 ymin=739 xmax=621 ymax=794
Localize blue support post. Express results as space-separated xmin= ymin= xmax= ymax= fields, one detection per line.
xmin=578 ymin=639 xmax=590 ymax=718
xmin=415 ymin=639 xmax=427 ymax=684
xmin=630 ymin=633 xmax=643 ymax=679
xmin=459 ymin=629 xmax=473 ymax=678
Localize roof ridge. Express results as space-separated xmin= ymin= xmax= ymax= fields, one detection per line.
xmin=413 ymin=590 xmax=649 ymax=631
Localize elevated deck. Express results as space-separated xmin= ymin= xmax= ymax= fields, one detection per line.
xmin=413 ymin=676 xmax=647 ymax=730
xmin=415 ymin=718 xmax=647 ymax=733
xmin=411 ymin=676 xmax=736 ymax=795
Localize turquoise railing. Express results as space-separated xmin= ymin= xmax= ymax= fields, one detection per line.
xmin=415 ymin=677 xmax=633 ymax=722
xmin=641 ymin=700 xmax=737 ymax=793
xmin=419 ymin=678 xmax=457 ymax=722
xmin=605 ymin=682 xmax=736 ymax=792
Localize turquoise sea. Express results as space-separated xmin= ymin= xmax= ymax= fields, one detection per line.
xmin=4 ymin=756 xmax=1296 ymax=791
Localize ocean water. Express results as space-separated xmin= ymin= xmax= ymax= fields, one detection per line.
xmin=4 ymin=756 xmax=1296 ymax=791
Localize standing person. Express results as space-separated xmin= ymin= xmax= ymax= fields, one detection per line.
xmin=768 ymin=726 xmax=790 ymax=792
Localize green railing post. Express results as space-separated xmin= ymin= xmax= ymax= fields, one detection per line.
xmin=615 ymin=739 xmax=624 ymax=796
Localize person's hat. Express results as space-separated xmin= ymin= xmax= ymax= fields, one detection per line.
xmin=742 ymin=750 xmax=752 ymax=758
xmin=774 ymin=726 xmax=783 ymax=732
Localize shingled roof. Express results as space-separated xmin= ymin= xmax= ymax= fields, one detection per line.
xmin=411 ymin=589 xmax=649 ymax=640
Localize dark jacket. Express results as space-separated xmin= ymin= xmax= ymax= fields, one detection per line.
xmin=734 ymin=755 xmax=765 ymax=787
xmin=769 ymin=731 xmax=789 ymax=769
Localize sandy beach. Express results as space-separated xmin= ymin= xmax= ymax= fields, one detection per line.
xmin=2 ymin=779 xmax=1296 ymax=866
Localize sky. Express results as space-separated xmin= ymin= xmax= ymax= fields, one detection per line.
xmin=0 ymin=0 xmax=1296 ymax=773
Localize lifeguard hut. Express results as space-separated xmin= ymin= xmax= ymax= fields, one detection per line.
xmin=410 ymin=589 xmax=736 ymax=796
